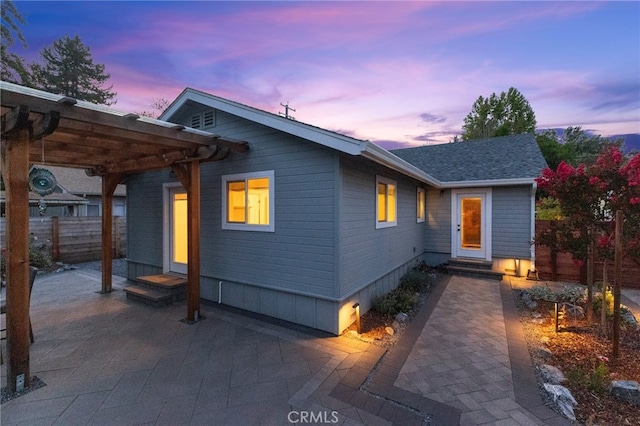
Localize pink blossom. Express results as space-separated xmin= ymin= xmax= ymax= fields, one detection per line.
xmin=573 ymin=259 xmax=584 ymax=268
xmin=631 ymin=197 xmax=640 ymax=205
xmin=598 ymin=236 xmax=610 ymax=248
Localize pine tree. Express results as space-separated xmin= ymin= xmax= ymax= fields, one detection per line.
xmin=30 ymin=35 xmax=116 ymax=105
xmin=1 ymin=0 xmax=29 ymax=84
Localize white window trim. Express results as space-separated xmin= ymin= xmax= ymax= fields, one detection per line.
xmin=221 ymin=170 xmax=275 ymax=232
xmin=376 ymin=175 xmax=397 ymax=229
xmin=417 ymin=187 xmax=426 ymax=223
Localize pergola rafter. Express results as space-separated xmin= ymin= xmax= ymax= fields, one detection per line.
xmin=0 ymin=82 xmax=248 ymax=393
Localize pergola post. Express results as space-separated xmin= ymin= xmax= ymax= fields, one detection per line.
xmin=4 ymin=128 xmax=32 ymax=391
xmin=100 ymin=173 xmax=122 ymax=293
xmin=187 ymin=161 xmax=201 ymax=321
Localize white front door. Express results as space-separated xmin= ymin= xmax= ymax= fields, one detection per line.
xmin=452 ymin=189 xmax=492 ymax=261
xmin=168 ymin=187 xmax=188 ymax=274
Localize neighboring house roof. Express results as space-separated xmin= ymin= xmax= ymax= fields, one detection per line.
xmin=391 ymin=134 xmax=548 ymax=187
xmin=161 ymin=87 xmax=441 ymax=187
xmin=39 ymin=166 xmax=126 ymax=197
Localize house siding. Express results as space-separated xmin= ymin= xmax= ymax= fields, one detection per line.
xmin=338 ymin=155 xmax=425 ymax=298
xmin=424 ymin=187 xmax=451 ymax=265
xmin=126 ymin=107 xmax=343 ymax=332
xmin=492 ymin=185 xmax=532 ymax=259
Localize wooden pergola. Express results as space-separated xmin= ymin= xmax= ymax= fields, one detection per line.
xmin=0 ymin=82 xmax=248 ymax=392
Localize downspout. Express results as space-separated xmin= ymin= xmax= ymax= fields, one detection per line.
xmin=528 ymin=181 xmax=538 ymax=278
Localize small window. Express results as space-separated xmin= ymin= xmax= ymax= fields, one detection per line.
xmin=417 ymin=188 xmax=425 ymax=223
xmin=222 ymin=171 xmax=274 ymax=232
xmin=376 ymin=176 xmax=397 ymax=229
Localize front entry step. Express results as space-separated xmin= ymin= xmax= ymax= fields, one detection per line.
xmin=446 ymin=259 xmax=504 ymax=281
xmin=123 ymin=273 xmax=187 ymax=307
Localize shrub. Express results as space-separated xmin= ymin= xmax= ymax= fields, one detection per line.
xmin=526 ymin=285 xmax=556 ymax=302
xmin=373 ymin=287 xmax=416 ymax=316
xmin=566 ymin=361 xmax=610 ymax=394
xmin=557 ymin=285 xmax=587 ymax=305
xmin=593 ymin=291 xmax=614 ymax=317
xmin=399 ymin=268 xmax=428 ymax=292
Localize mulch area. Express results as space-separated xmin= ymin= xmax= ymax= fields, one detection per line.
xmin=517 ymin=298 xmax=640 ymax=425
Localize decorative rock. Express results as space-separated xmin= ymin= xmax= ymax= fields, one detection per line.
xmin=544 ymin=383 xmax=577 ymax=421
xmin=395 ymin=312 xmax=409 ymax=324
xmin=530 ymin=318 xmax=545 ymax=325
xmin=535 ymin=346 xmax=553 ymax=360
xmin=621 ymin=307 xmax=639 ymax=328
xmin=526 ymin=300 xmax=538 ymax=310
xmin=560 ymin=303 xmax=584 ymax=319
xmin=348 ymin=330 xmax=359 ymax=337
xmin=385 ymin=326 xmax=395 ymax=336
xmin=540 ymin=364 xmax=566 ymax=384
xmin=609 ymin=380 xmax=640 ymax=406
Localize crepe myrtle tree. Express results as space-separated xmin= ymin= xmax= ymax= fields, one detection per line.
xmin=535 ymin=147 xmax=640 ymax=323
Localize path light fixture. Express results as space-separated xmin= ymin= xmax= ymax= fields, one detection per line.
xmin=352 ymin=303 xmax=361 ymax=334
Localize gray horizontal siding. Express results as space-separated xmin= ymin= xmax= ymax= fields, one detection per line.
xmin=150 ymin=108 xmax=338 ymax=299
xmin=338 ymin=155 xmax=425 ymax=297
xmin=492 ymin=185 xmax=532 ymax=258
xmin=424 ymin=188 xmax=451 ymax=254
xmin=126 ymin=170 xmax=172 ymax=268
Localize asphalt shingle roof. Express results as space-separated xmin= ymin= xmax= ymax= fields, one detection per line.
xmin=391 ymin=134 xmax=548 ymax=183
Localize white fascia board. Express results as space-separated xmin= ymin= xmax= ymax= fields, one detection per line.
xmin=163 ymin=89 xmax=364 ymax=155
xmin=361 ymin=142 xmax=441 ymax=187
xmin=438 ymin=178 xmax=536 ymax=188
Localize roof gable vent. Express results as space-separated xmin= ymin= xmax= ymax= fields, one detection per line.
xmin=190 ymin=113 xmax=202 ymax=129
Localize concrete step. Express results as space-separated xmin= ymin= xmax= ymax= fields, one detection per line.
xmin=123 ymin=285 xmax=173 ymax=307
xmin=133 ymin=274 xmax=187 ymax=304
xmin=448 ymin=258 xmax=494 ymax=270
xmin=446 ymin=265 xmax=504 ymax=281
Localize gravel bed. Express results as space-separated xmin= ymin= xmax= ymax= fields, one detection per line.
xmin=71 ymin=258 xmax=128 ymax=277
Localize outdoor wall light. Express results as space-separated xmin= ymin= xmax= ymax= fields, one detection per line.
xmin=352 ymin=303 xmax=361 ymax=334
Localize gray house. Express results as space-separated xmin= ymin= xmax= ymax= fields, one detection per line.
xmin=125 ymin=88 xmax=546 ymax=334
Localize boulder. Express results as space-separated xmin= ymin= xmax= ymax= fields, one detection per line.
xmin=544 ymin=383 xmax=577 ymax=421
xmin=395 ymin=312 xmax=409 ymax=323
xmin=559 ymin=303 xmax=584 ymax=320
xmin=534 ymin=346 xmax=553 ymax=361
xmin=609 ymin=380 xmax=640 ymax=406
xmin=385 ymin=326 xmax=394 ymax=336
xmin=540 ymin=364 xmax=566 ymax=384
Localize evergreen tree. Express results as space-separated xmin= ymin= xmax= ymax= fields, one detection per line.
xmin=30 ymin=35 xmax=116 ymax=105
xmin=1 ymin=0 xmax=29 ymax=84
xmin=461 ymin=87 xmax=536 ymax=140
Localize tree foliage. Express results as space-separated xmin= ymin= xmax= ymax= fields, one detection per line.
xmin=461 ymin=87 xmax=536 ymax=140
xmin=536 ymin=147 xmax=640 ymax=265
xmin=536 ymin=127 xmax=623 ymax=170
xmin=136 ymin=98 xmax=170 ymax=118
xmin=30 ymin=35 xmax=116 ymax=105
xmin=1 ymin=0 xmax=29 ymax=84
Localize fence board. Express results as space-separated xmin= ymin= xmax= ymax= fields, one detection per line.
xmin=0 ymin=216 xmax=126 ymax=263
xmin=535 ymin=220 xmax=640 ymax=289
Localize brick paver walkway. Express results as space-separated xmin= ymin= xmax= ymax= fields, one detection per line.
xmin=395 ymin=276 xmax=549 ymax=425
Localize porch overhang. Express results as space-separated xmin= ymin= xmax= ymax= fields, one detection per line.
xmin=0 ymin=81 xmax=249 ymax=393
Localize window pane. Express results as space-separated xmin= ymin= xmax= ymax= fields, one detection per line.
xmin=227 ymin=181 xmax=246 ymax=223
xmin=417 ymin=190 xmax=425 ymax=221
xmin=377 ymin=183 xmax=387 ymax=221
xmin=387 ymin=184 xmax=396 ymax=222
xmin=247 ymin=177 xmax=269 ymax=225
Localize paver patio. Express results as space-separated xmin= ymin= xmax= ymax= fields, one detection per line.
xmin=4 ymin=267 xmax=633 ymax=425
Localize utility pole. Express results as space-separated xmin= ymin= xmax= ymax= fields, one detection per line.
xmin=279 ymin=102 xmax=296 ymax=120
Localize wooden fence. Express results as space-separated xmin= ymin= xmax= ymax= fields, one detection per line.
xmin=0 ymin=216 xmax=126 ymax=264
xmin=535 ymin=220 xmax=640 ymax=289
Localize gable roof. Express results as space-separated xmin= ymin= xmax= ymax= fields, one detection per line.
xmin=391 ymin=134 xmax=548 ymax=187
xmin=161 ymin=88 xmax=441 ymax=187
